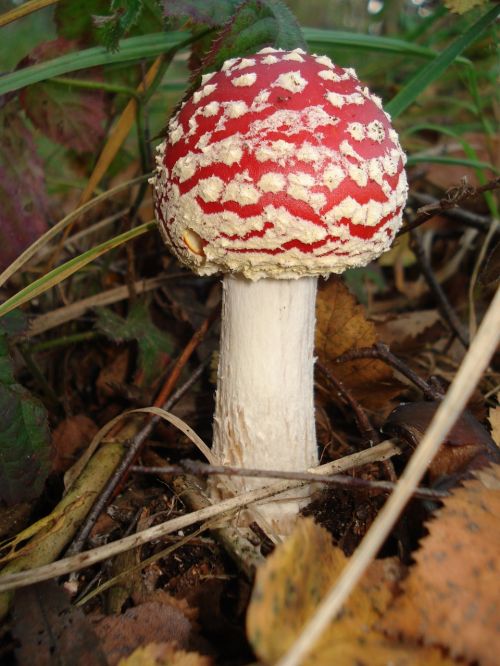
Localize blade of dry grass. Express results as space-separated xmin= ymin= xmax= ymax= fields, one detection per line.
xmin=276 ymin=285 xmax=500 ymax=666
xmin=0 ymin=439 xmax=400 ymax=593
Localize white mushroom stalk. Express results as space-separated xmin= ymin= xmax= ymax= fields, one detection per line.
xmin=213 ymin=275 xmax=317 ymax=527
xmin=152 ymin=47 xmax=408 ymax=532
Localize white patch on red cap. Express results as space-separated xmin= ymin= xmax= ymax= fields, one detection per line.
xmin=272 ymin=71 xmax=308 ymax=93
xmin=232 ymin=73 xmax=257 ymax=87
xmin=153 ymin=49 xmax=408 ymax=280
xmin=258 ymin=173 xmax=286 ymax=192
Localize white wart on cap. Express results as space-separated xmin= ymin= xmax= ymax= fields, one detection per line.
xmin=153 ymin=47 xmax=408 ymax=280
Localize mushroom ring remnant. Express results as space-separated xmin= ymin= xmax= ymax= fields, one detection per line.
xmin=152 ymin=48 xmax=408 ymax=532
xmin=153 ymin=47 xmax=408 ymax=280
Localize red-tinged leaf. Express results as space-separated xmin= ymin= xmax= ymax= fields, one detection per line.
xmin=0 ymin=104 xmax=49 ymax=271
xmin=55 ymin=0 xmax=110 ymax=44
xmin=12 ymin=580 xmax=108 ymax=666
xmin=163 ymin=0 xmax=239 ymax=26
xmin=19 ymin=38 xmax=108 ymax=152
xmin=200 ymin=0 xmax=305 ymax=74
xmin=0 ymin=336 xmax=51 ymax=506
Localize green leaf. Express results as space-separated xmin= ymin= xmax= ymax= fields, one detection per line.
xmin=95 ymin=301 xmax=174 ymax=384
xmin=163 ymin=0 xmax=239 ymax=26
xmin=0 ymin=222 xmax=155 ymax=319
xmin=445 ymin=0 xmax=489 ymax=14
xmin=0 ymin=337 xmax=50 ymax=506
xmin=19 ymin=38 xmax=108 ymax=152
xmin=303 ymin=28 xmax=470 ymax=64
xmin=202 ymin=0 xmax=305 ymax=72
xmin=95 ymin=0 xmax=146 ymax=51
xmin=0 ymin=31 xmax=188 ymax=96
xmin=55 ymin=0 xmax=110 ymax=44
xmin=386 ymin=4 xmax=500 ymax=119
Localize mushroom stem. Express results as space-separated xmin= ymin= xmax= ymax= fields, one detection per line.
xmin=212 ymin=274 xmax=318 ymax=531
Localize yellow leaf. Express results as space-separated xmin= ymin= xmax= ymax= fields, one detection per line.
xmin=315 ymin=278 xmax=402 ymax=411
xmin=118 ymin=642 xmax=212 ymax=666
xmin=444 ymin=0 xmax=488 ymax=14
xmin=383 ymin=464 xmax=500 ymax=666
xmin=247 ymin=518 xmax=458 ymax=665
xmin=488 ymin=404 xmax=500 ymax=447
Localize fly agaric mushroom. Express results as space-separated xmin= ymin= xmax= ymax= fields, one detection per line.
xmin=152 ymin=47 xmax=408 ymax=530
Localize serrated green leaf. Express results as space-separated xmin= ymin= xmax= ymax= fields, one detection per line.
xmin=94 ymin=301 xmax=174 ymax=384
xmin=386 ymin=3 xmax=500 ymax=118
xmin=96 ymin=0 xmax=146 ymax=51
xmin=163 ymin=0 xmax=239 ymax=26
xmin=201 ymin=0 xmax=304 ymax=73
xmin=0 ymin=337 xmax=50 ymax=506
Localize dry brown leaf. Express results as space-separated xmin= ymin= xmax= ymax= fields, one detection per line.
xmin=374 ymin=309 xmax=441 ymax=348
xmin=51 ymin=414 xmax=99 ymax=473
xmin=316 ymin=278 xmax=403 ymax=410
xmin=488 ymin=405 xmax=500 ymax=447
xmin=93 ymin=601 xmax=194 ymax=666
xmin=247 ymin=518 xmax=459 ymax=666
xmin=12 ymin=580 xmax=108 ymax=666
xmin=118 ymin=642 xmax=212 ymax=666
xmin=383 ymin=464 xmax=500 ymax=666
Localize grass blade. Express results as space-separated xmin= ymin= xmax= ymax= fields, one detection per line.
xmin=386 ymin=4 xmax=500 ymax=118
xmin=0 ymin=222 xmax=156 ymax=319
xmin=303 ymin=27 xmax=469 ymax=63
xmin=0 ymin=32 xmax=188 ymax=95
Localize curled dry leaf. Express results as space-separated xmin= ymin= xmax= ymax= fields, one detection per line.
xmin=117 ymin=642 xmax=212 ymax=666
xmin=488 ymin=404 xmax=500 ymax=447
xmin=247 ymin=518 xmax=459 ymax=666
xmin=382 ymin=464 xmax=500 ymax=666
xmin=383 ymin=402 xmax=500 ymax=484
xmin=315 ymin=278 xmax=403 ymax=411
xmin=92 ymin=601 xmax=195 ymax=666
xmin=51 ymin=414 xmax=99 ymax=473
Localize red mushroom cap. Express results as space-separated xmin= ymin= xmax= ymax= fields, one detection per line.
xmin=153 ymin=48 xmax=408 ymax=279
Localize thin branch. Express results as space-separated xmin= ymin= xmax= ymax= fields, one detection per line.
xmin=335 ymin=343 xmax=442 ymax=401
xmin=398 ymin=177 xmax=500 ymax=236
xmin=0 ymin=440 xmax=402 ymax=594
xmin=130 ymin=461 xmax=448 ymax=501
xmin=316 ymin=363 xmax=379 ymax=446
xmin=276 ymin=286 xmax=500 ymax=666
xmin=66 ymin=311 xmax=216 ymax=558
xmin=410 ymin=230 xmax=470 ymax=347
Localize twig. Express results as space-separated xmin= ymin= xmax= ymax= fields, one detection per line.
xmin=410 ymin=192 xmax=493 ymax=232
xmin=316 ymin=363 xmax=379 ymax=446
xmin=276 ymin=286 xmax=500 ymax=666
xmin=398 ymin=177 xmax=500 ymax=236
xmin=27 ymin=274 xmax=179 ymax=336
xmin=65 ymin=345 xmax=213 ymax=557
xmin=0 ymin=439 xmax=402 ymax=594
xmin=335 ymin=343 xmax=442 ymax=401
xmin=130 ymin=461 xmax=447 ymax=501
xmin=410 ymin=230 xmax=470 ymax=347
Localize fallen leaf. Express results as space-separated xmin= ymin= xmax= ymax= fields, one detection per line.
xmin=488 ymin=404 xmax=500 ymax=447
xmin=316 ymin=278 xmax=403 ymax=411
xmin=247 ymin=518 xmax=459 ymax=665
xmin=118 ymin=642 xmax=212 ymax=666
xmin=93 ymin=601 xmax=195 ymax=666
xmin=0 ymin=335 xmax=50 ymax=506
xmin=383 ymin=402 xmax=500 ymax=484
xmin=374 ymin=309 xmax=441 ymax=348
xmin=12 ymin=580 xmax=107 ymax=666
xmin=444 ymin=0 xmax=489 ymax=14
xmin=19 ymin=38 xmax=108 ymax=152
xmin=383 ymin=464 xmax=500 ymax=666
xmin=94 ymin=301 xmax=174 ymax=385
xmin=51 ymin=414 xmax=99 ymax=473
xmin=0 ymin=103 xmax=49 ymax=271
